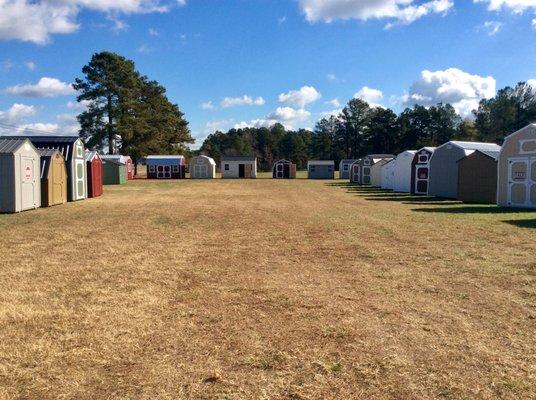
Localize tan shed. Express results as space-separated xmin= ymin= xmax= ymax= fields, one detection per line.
xmin=0 ymin=138 xmax=41 ymax=213
xmin=497 ymin=123 xmax=536 ymax=208
xmin=39 ymin=149 xmax=68 ymax=207
xmin=457 ymin=150 xmax=499 ymax=204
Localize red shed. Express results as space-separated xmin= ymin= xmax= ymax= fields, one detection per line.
xmin=101 ymin=155 xmax=134 ymax=180
xmin=85 ymin=151 xmax=103 ymax=198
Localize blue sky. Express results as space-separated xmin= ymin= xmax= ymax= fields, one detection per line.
xmin=0 ymin=0 xmax=535 ymax=148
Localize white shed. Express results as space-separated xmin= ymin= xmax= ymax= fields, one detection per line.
xmin=381 ymin=159 xmax=395 ymax=190
xmin=392 ymin=150 xmax=417 ymax=193
xmin=190 ymin=155 xmax=216 ymax=179
xmin=0 ymin=138 xmax=41 ymax=213
xmin=221 ymin=156 xmax=257 ymax=178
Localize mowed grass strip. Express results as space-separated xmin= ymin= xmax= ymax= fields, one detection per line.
xmin=0 ymin=174 xmax=534 ymax=399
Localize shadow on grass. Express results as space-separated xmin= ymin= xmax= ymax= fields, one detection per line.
xmin=412 ymin=205 xmax=534 ymax=215
xmin=503 ymin=219 xmax=536 ymax=229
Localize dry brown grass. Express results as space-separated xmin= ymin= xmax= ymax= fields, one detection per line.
xmin=0 ymin=173 xmax=535 ymax=399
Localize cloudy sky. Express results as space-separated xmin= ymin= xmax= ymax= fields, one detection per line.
xmin=0 ymin=0 xmax=535 ymax=147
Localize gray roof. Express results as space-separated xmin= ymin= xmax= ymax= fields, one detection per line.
xmin=474 ymin=149 xmax=500 ymax=160
xmin=85 ymin=151 xmax=100 ymax=162
xmin=221 ymin=156 xmax=256 ymax=162
xmin=449 ymin=141 xmax=501 ymax=152
xmin=0 ymin=138 xmax=27 ymax=154
xmin=38 ymin=148 xmax=59 ymax=157
xmin=365 ymin=154 xmax=395 ymax=159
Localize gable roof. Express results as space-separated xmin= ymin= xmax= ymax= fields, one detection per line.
xmin=0 ymin=138 xmax=28 ymax=154
xmin=101 ymin=154 xmax=131 ymax=163
xmin=471 ymin=149 xmax=500 ymax=161
xmin=192 ymin=155 xmax=216 ymax=165
xmin=38 ymin=149 xmax=61 ymax=179
xmin=85 ymin=151 xmax=101 ymax=162
xmin=308 ymin=160 xmax=334 ymax=166
xmin=447 ymin=141 xmax=501 ymax=152
xmin=4 ymin=135 xmax=83 ymax=161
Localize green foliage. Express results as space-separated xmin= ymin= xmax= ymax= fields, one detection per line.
xmin=73 ymin=51 xmax=193 ymax=171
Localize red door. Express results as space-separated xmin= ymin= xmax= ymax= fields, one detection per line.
xmin=126 ymin=159 xmax=134 ymax=180
xmin=93 ymin=158 xmax=103 ymax=197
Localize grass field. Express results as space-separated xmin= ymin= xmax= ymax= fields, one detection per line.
xmin=0 ymin=173 xmax=535 ymax=399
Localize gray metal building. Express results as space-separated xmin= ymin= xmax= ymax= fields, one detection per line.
xmin=307 ymin=160 xmax=335 ymax=179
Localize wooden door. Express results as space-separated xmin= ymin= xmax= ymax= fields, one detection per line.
xmin=244 ymin=164 xmax=252 ymax=178
xmin=52 ymin=155 xmax=65 ymax=204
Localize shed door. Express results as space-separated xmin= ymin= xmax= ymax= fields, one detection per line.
xmin=21 ymin=156 xmax=37 ymax=210
xmin=244 ymin=164 xmax=252 ymax=178
xmin=276 ymin=163 xmax=284 ymax=178
xmin=157 ymin=165 xmax=171 ymax=179
xmin=362 ymin=167 xmax=371 ymax=184
xmin=194 ymin=164 xmax=207 ymax=178
xmin=351 ymin=165 xmax=360 ymax=182
xmin=75 ymin=159 xmax=86 ymax=200
xmin=507 ymin=158 xmax=536 ymax=208
xmin=415 ymin=166 xmax=429 ymax=194
xmin=52 ymin=156 xmax=65 ymax=203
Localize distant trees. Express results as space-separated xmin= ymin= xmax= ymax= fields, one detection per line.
xmin=73 ymin=51 xmax=193 ymax=173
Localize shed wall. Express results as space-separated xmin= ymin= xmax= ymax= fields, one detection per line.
xmin=428 ymin=146 xmax=465 ymax=198
xmin=458 ymin=154 xmax=497 ymax=204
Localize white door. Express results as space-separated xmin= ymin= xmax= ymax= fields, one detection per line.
xmin=21 ymin=156 xmax=37 ymax=210
xmin=507 ymin=158 xmax=536 ymax=208
xmin=194 ymin=165 xmax=207 ymax=178
xmin=352 ymin=165 xmax=360 ymax=182
xmin=276 ymin=164 xmax=284 ymax=178
xmin=415 ymin=166 xmax=429 ymax=194
xmin=74 ymin=159 xmax=86 ymax=200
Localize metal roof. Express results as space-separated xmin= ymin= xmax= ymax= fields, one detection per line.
xmin=308 ymin=160 xmax=334 ymax=165
xmin=448 ymin=141 xmax=501 ymax=152
xmin=38 ymin=148 xmax=59 ymax=157
xmin=365 ymin=154 xmax=395 ymax=159
xmin=4 ymin=136 xmax=83 ymax=161
xmin=0 ymin=138 xmax=27 ymax=154
xmin=221 ymin=156 xmax=256 ymax=162
xmin=273 ymin=159 xmax=293 ymax=165
xmin=474 ymin=149 xmax=500 ymax=160
xmin=101 ymin=154 xmax=132 ymax=163
xmin=146 ymin=155 xmax=184 ymax=159
xmin=85 ymin=151 xmax=100 ymax=162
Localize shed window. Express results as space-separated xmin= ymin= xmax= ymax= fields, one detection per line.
xmin=149 ymin=165 xmax=155 ymax=173
xmin=76 ymin=146 xmax=83 ymax=158
xmin=343 ymin=164 xmax=349 ymax=171
xmin=172 ymin=165 xmax=179 ymax=173
xmin=418 ymin=155 xmax=428 ymax=163
xmin=364 ymin=159 xmax=370 ymax=165
xmin=224 ymin=164 xmax=229 ymax=171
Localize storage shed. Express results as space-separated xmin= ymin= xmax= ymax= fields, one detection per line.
xmin=273 ymin=159 xmax=296 ymax=179
xmin=102 ymin=158 xmax=127 ymax=185
xmin=39 ymin=149 xmax=67 ymax=207
xmin=381 ymin=159 xmax=395 ymax=190
xmin=392 ymin=150 xmax=417 ymax=193
xmin=457 ymin=150 xmax=499 ymax=204
xmin=190 ymin=155 xmax=216 ymax=179
xmin=21 ymin=136 xmax=87 ymax=202
xmin=370 ymin=158 xmax=391 ymax=187
xmin=339 ymin=159 xmax=359 ymax=180
xmin=85 ymin=151 xmax=103 ymax=198
xmin=411 ymin=147 xmax=436 ymax=195
xmin=349 ymin=159 xmax=362 ymax=183
xmin=428 ymin=141 xmax=501 ymax=199
xmin=221 ymin=156 xmax=257 ymax=178
xmin=101 ymin=155 xmax=134 ymax=180
xmin=307 ymin=160 xmax=335 ymax=179
xmin=357 ymin=154 xmax=394 ymax=185
xmin=147 ymin=155 xmax=187 ymax=179
xmin=0 ymin=138 xmax=41 ymax=213
xmin=497 ymin=124 xmax=536 ymax=208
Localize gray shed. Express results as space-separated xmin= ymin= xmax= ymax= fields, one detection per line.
xmin=339 ymin=159 xmax=359 ymax=180
xmin=428 ymin=141 xmax=501 ymax=199
xmin=308 ymin=160 xmax=335 ymax=179
xmin=0 ymin=138 xmax=41 ymax=213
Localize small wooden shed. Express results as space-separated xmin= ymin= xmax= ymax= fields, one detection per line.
xmin=392 ymin=150 xmax=417 ymax=193
xmin=190 ymin=155 xmax=216 ymax=179
xmin=273 ymin=159 xmax=296 ymax=179
xmin=147 ymin=155 xmax=187 ymax=179
xmin=497 ymin=123 xmax=536 ymax=208
xmin=38 ymin=149 xmax=67 ymax=207
xmin=101 ymin=155 xmax=134 ymax=180
xmin=411 ymin=147 xmax=436 ymax=195
xmin=102 ymin=159 xmax=127 ymax=185
xmin=429 ymin=141 xmax=501 ymax=199
xmin=457 ymin=150 xmax=499 ymax=204
xmin=307 ymin=160 xmax=335 ymax=179
xmin=221 ymin=156 xmax=257 ymax=179
xmin=339 ymin=159 xmax=359 ymax=180
xmin=0 ymin=138 xmax=41 ymax=213
xmin=85 ymin=151 xmax=103 ymax=198
xmin=20 ymin=136 xmax=87 ymax=202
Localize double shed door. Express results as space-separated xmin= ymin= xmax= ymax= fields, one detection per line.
xmin=275 ymin=163 xmax=289 ymax=178
xmin=508 ymin=157 xmax=536 ymax=208
xmin=414 ymin=165 xmax=430 ymax=194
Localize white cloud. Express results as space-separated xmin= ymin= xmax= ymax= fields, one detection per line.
xmin=278 ymin=86 xmax=321 ymax=108
xmin=327 ymin=73 xmax=337 ymax=81
xmin=354 ymin=86 xmax=384 ymax=107
xmin=5 ymin=77 xmax=75 ymax=97
xmin=0 ymin=103 xmax=37 ymax=125
xmin=326 ymin=98 xmax=341 ymax=107
xmin=527 ymin=79 xmax=536 ymax=90
xmin=220 ymin=95 xmax=265 ymax=108
xmin=319 ymin=108 xmax=343 ymax=118
xmin=533 ymin=17 xmax=536 ymax=27
xmin=0 ymin=0 xmax=183 ymax=44
xmin=402 ymin=67 xmax=496 ymax=118
xmin=136 ymin=44 xmax=152 ymax=53
xmin=299 ymin=0 xmax=453 ymax=27
xmin=24 ymin=61 xmax=36 ymax=71
xmin=67 ymin=100 xmax=92 ymax=110
xmin=475 ymin=0 xmax=536 ymax=13
xmin=201 ymin=101 xmax=215 ymax=110
xmin=148 ymin=28 xmax=159 ymax=36
xmin=205 ymin=119 xmax=234 ymax=133
xmin=236 ymin=107 xmax=311 ymax=130
xmin=479 ymin=20 xmax=503 ymax=35
xmin=278 ymin=16 xmax=287 ymax=23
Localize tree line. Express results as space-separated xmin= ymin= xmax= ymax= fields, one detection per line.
xmin=200 ymin=81 xmax=536 ymax=170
